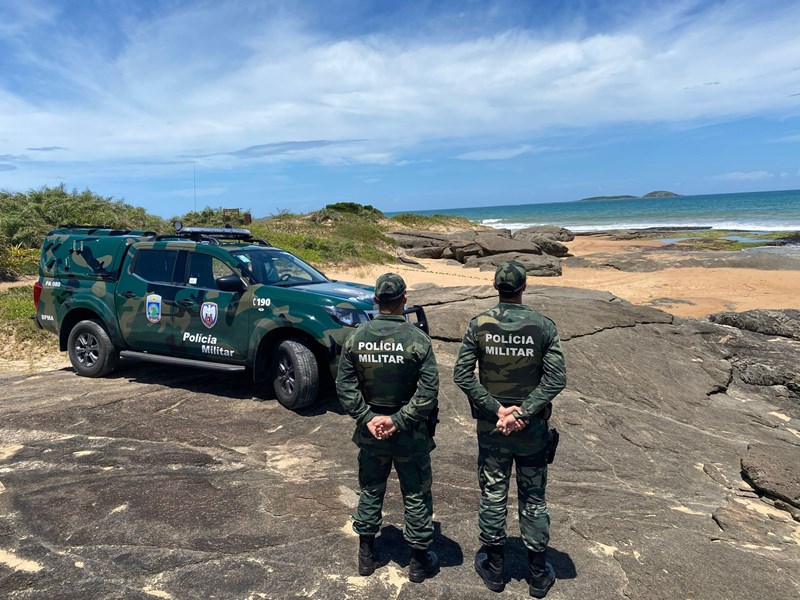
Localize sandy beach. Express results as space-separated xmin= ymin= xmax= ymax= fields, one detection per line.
xmin=327 ymin=235 xmax=800 ymax=318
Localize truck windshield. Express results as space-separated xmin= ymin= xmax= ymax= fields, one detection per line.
xmin=231 ymin=249 xmax=329 ymax=287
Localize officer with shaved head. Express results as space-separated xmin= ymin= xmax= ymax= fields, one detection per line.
xmin=453 ymin=260 xmax=566 ymax=598
xmin=337 ymin=273 xmax=440 ymax=584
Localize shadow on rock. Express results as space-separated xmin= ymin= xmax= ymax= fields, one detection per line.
xmin=374 ymin=522 xmax=464 ymax=569
xmin=504 ymin=537 xmax=576 ymax=582
xmin=104 ymin=357 xmax=345 ymax=416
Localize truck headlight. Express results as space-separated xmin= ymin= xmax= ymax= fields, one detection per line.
xmin=324 ymin=306 xmax=371 ymax=327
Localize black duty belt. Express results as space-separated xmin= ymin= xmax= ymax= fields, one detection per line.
xmin=368 ymin=404 xmax=400 ymax=415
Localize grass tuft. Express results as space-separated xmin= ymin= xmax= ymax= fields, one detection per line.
xmin=0 ymin=286 xmax=52 ymax=347
xmin=388 ymin=213 xmax=479 ymax=230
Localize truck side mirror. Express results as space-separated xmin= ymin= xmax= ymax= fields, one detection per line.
xmin=216 ymin=274 xmax=246 ymax=293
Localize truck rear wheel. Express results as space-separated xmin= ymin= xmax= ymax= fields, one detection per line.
xmin=272 ymin=340 xmax=319 ymax=410
xmin=67 ymin=319 xmax=120 ymax=377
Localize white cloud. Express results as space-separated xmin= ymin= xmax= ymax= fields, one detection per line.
xmin=456 ymin=145 xmax=533 ymax=161
xmin=715 ymin=170 xmax=775 ymax=181
xmin=3 ymin=1 xmax=800 ymax=174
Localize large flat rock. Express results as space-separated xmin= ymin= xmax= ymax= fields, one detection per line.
xmin=474 ymin=234 xmax=542 ymax=256
xmin=1 ymin=286 xmax=798 ymax=599
xmin=710 ymin=309 xmax=800 ymax=341
xmin=566 ymin=250 xmax=800 ymax=272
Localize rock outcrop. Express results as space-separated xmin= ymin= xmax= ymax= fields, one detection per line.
xmin=463 ymin=252 xmax=562 ymax=276
xmin=710 ymin=309 xmax=800 ymax=341
xmin=0 ymin=289 xmax=798 ymax=599
xmin=387 ymin=226 xmax=575 ymax=274
xmin=565 ymin=250 xmax=800 ymax=272
xmin=513 ymin=225 xmax=576 ymax=242
xmin=473 ymin=234 xmax=542 ymax=256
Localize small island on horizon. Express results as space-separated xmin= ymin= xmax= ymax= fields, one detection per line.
xmin=578 ymin=190 xmax=683 ymax=202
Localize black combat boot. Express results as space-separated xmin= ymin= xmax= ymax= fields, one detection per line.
xmin=408 ymin=547 xmax=439 ymax=583
xmin=358 ymin=535 xmax=375 ymax=576
xmin=474 ymin=544 xmax=505 ymax=592
xmin=527 ymin=549 xmax=555 ymax=598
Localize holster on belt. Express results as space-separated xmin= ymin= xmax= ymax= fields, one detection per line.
xmin=426 ymin=407 xmax=439 ymax=438
xmin=545 ymin=428 xmax=559 ymax=464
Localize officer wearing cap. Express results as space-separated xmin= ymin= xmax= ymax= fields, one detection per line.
xmin=337 ymin=273 xmax=440 ymax=583
xmin=453 ymin=260 xmax=566 ymax=598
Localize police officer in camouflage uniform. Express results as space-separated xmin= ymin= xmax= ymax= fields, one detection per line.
xmin=453 ymin=260 xmax=566 ymax=598
xmin=337 ymin=273 xmax=440 ymax=583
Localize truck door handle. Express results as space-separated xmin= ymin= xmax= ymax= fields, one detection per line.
xmin=177 ymin=299 xmax=195 ymax=307
xmin=122 ymin=291 xmax=136 ymax=299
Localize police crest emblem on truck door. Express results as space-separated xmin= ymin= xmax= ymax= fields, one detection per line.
xmin=146 ymin=294 xmax=162 ymax=323
xmin=201 ymin=302 xmax=218 ymax=328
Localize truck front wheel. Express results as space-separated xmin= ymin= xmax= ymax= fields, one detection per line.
xmin=67 ymin=320 xmax=120 ymax=377
xmin=272 ymin=340 xmax=319 ymax=410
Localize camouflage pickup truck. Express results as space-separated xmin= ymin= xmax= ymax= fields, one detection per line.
xmin=34 ymin=224 xmax=427 ymax=410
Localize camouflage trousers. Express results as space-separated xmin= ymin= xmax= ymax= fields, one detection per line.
xmin=477 ymin=445 xmax=549 ymax=552
xmin=353 ymin=449 xmax=434 ymax=549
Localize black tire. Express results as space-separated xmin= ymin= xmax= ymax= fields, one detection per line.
xmin=67 ymin=319 xmax=120 ymax=377
xmin=272 ymin=340 xmax=319 ymax=410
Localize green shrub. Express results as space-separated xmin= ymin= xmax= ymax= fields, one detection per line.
xmin=311 ymin=202 xmax=384 ymax=223
xmin=173 ymin=207 xmax=252 ymax=228
xmin=0 ymin=184 xmax=167 ymax=248
xmin=0 ymin=241 xmax=14 ymax=281
xmin=389 ymin=212 xmax=477 ymax=230
xmin=252 ymin=207 xmax=394 ymax=266
xmin=0 ymin=286 xmax=51 ymax=346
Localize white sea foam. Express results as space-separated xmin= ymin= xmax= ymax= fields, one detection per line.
xmin=479 ymin=220 xmax=800 ymax=233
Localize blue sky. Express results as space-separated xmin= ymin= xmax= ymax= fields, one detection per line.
xmin=1 ymin=0 xmax=799 ymax=217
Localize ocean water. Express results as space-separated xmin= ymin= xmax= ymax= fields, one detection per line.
xmin=397 ymin=189 xmax=800 ymax=232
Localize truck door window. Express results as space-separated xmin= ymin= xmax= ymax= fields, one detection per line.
xmin=186 ymin=253 xmax=236 ymax=289
xmin=133 ymin=250 xmax=178 ymax=283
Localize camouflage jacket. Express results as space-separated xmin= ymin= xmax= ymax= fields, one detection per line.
xmin=453 ymin=302 xmax=566 ymax=452
xmin=336 ymin=314 xmax=439 ymax=456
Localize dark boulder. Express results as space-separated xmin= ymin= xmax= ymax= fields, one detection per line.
xmin=464 ymin=252 xmax=562 ymax=277
xmin=473 ymin=234 xmax=542 ymax=256
xmin=709 ymin=309 xmax=800 ymax=341
xmin=514 ymin=225 xmax=575 ymax=242
xmin=516 ymin=235 xmax=570 ymax=257
xmin=386 ymin=230 xmax=450 ymax=249
xmin=406 ymin=246 xmax=446 ymax=259
xmin=451 ymin=241 xmax=482 ymax=262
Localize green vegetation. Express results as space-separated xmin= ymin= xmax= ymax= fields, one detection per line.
xmin=0 ymin=186 xmax=485 ymax=271
xmin=0 ymin=233 xmax=40 ymax=279
xmin=251 ymin=206 xmax=395 ymax=265
xmin=0 ymin=184 xmax=168 ymax=280
xmin=388 ymin=212 xmax=479 ymax=230
xmin=311 ymin=202 xmax=384 ymax=223
xmin=176 ymin=206 xmax=252 ymax=228
xmin=169 ymin=203 xmax=396 ymax=265
xmin=0 ymin=189 xmax=406 ymax=278
xmin=0 ymin=286 xmax=51 ymax=347
xmin=0 ymin=184 xmax=167 ymax=248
